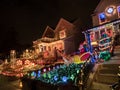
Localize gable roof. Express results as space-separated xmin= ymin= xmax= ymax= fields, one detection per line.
xmin=42 ymin=26 xmax=55 ymax=38
xmin=94 ymin=0 xmax=118 ymax=12
xmin=54 ymin=18 xmax=75 ymax=33
xmin=94 ymin=0 xmax=103 ymax=12
xmin=73 ymin=18 xmax=82 ymax=28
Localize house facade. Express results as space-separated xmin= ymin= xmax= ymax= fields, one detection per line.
xmin=33 ymin=18 xmax=82 ymax=58
xmin=88 ymin=0 xmax=120 ymax=43
xmin=92 ymin=0 xmax=120 ymax=26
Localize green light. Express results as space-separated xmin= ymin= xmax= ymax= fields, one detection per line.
xmin=70 ymin=75 xmax=75 ymax=80
xmin=99 ymin=51 xmax=111 ymax=61
xmin=27 ymin=63 xmax=82 ymax=85
xmin=48 ymin=73 xmax=51 ymax=79
xmin=77 ymin=70 xmax=79 ymax=74
xmin=43 ymin=73 xmax=46 ymax=78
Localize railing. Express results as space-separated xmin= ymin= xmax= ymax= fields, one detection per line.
xmin=110 ymin=66 xmax=120 ymax=90
xmin=77 ymin=57 xmax=95 ymax=90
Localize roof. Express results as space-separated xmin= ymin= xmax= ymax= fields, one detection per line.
xmin=42 ymin=26 xmax=55 ymax=38
xmin=94 ymin=0 xmax=103 ymax=12
xmin=94 ymin=0 xmax=118 ymax=12
xmin=54 ymin=18 xmax=75 ymax=33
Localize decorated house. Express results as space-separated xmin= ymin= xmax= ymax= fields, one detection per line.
xmin=86 ymin=0 xmax=120 ymax=46
xmin=92 ymin=0 xmax=120 ymax=26
xmin=33 ymin=18 xmax=83 ymax=58
xmin=82 ymin=0 xmax=120 ymax=62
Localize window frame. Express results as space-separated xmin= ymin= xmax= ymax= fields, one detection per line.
xmin=117 ymin=6 xmax=120 ymax=17
xmin=98 ymin=12 xmax=107 ymax=24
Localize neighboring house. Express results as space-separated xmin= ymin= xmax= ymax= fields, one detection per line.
xmin=33 ymin=18 xmax=83 ymax=57
xmin=92 ymin=0 xmax=120 ymax=26
xmin=86 ymin=0 xmax=120 ymax=44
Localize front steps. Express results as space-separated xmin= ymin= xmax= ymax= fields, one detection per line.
xmin=86 ymin=46 xmax=120 ymax=90
xmin=90 ymin=64 xmax=119 ymax=90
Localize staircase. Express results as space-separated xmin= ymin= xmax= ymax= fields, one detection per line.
xmin=91 ymin=64 xmax=119 ymax=90
xmin=88 ymin=46 xmax=120 ymax=90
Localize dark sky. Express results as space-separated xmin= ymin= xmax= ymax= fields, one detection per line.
xmin=0 ymin=0 xmax=100 ymax=46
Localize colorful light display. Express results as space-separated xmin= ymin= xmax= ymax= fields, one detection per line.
xmin=99 ymin=32 xmax=112 ymax=51
xmin=85 ymin=32 xmax=95 ymax=63
xmin=99 ymin=51 xmax=111 ymax=61
xmin=26 ymin=63 xmax=82 ymax=85
xmin=98 ymin=31 xmax=112 ymax=61
xmin=31 ymin=71 xmax=36 ymax=79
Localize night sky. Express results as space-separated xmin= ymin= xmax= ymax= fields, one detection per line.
xmin=0 ymin=0 xmax=100 ymax=52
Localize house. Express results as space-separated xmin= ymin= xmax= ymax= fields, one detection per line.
xmin=92 ymin=0 xmax=120 ymax=26
xmin=33 ymin=18 xmax=83 ymax=58
xmin=87 ymin=0 xmax=120 ymax=44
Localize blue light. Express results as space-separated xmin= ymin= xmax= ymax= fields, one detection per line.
xmin=99 ymin=13 xmax=106 ymax=20
xmin=62 ymin=76 xmax=68 ymax=82
xmin=118 ymin=6 xmax=120 ymax=12
xmin=85 ymin=33 xmax=95 ymax=63
xmin=37 ymin=73 xmax=40 ymax=78
xmin=56 ymin=65 xmax=59 ymax=69
xmin=38 ymin=70 xmax=41 ymax=74
xmin=37 ymin=70 xmax=41 ymax=78
xmin=54 ymin=76 xmax=58 ymax=81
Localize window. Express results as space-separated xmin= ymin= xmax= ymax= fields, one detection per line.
xmin=95 ymin=31 xmax=100 ymax=40
xmin=106 ymin=27 xmax=113 ymax=37
xmin=43 ymin=46 xmax=46 ymax=51
xmin=40 ymin=45 xmax=43 ymax=52
xmin=90 ymin=32 xmax=95 ymax=42
xmin=59 ymin=30 xmax=66 ymax=39
xmin=117 ymin=6 xmax=120 ymax=17
xmin=107 ymin=7 xmax=114 ymax=14
xmin=48 ymin=46 xmax=51 ymax=51
xmin=100 ymin=29 xmax=106 ymax=38
xmin=99 ymin=13 xmax=106 ymax=24
xmin=105 ymin=6 xmax=116 ymax=16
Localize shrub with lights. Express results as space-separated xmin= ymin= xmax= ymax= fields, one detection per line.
xmin=26 ymin=63 xmax=82 ymax=85
xmin=99 ymin=51 xmax=111 ymax=61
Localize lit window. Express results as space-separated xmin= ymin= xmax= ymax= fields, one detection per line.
xmin=95 ymin=31 xmax=100 ymax=40
xmin=59 ymin=30 xmax=66 ymax=39
xmin=106 ymin=26 xmax=113 ymax=37
xmin=100 ymin=29 xmax=106 ymax=38
xmin=107 ymin=7 xmax=114 ymax=14
xmin=117 ymin=6 xmax=120 ymax=17
xmin=105 ymin=6 xmax=116 ymax=16
xmin=99 ymin=13 xmax=106 ymax=23
xmin=90 ymin=32 xmax=95 ymax=42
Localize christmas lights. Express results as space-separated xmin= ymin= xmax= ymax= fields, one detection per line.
xmin=27 ymin=63 xmax=82 ymax=85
